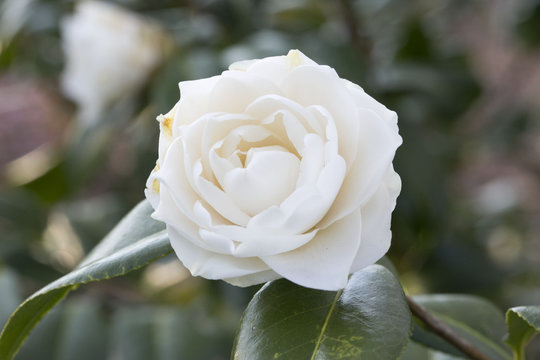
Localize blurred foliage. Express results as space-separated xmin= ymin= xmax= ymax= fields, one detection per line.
xmin=1 ymin=0 xmax=540 ymax=358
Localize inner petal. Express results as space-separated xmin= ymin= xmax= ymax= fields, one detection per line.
xmin=223 ymin=147 xmax=300 ymax=216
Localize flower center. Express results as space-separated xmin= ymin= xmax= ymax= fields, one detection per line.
xmin=222 ymin=146 xmax=300 ymax=216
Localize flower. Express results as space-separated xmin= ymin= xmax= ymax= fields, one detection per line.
xmin=146 ymin=50 xmax=402 ymax=291
xmin=61 ymin=1 xmax=170 ymax=124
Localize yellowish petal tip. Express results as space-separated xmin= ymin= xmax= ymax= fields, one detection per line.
xmin=286 ymin=49 xmax=302 ymax=67
xmin=152 ymin=178 xmax=160 ymax=193
xmin=157 ymin=112 xmax=174 ymax=138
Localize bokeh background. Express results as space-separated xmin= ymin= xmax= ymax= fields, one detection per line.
xmin=1 ymin=0 xmax=539 ymax=358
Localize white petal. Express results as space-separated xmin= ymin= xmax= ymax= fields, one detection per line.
xmin=261 ymin=208 xmax=363 ymax=291
xmin=317 ymin=107 xmax=402 ymax=229
xmin=202 ymin=225 xmax=318 ymax=257
xmin=182 ymin=112 xmax=253 ymax=183
xmin=222 ymin=148 xmax=300 ymax=216
xmin=193 ymin=161 xmax=251 ymax=226
xmin=167 ymin=226 xmax=269 ymax=279
xmin=176 ymin=76 xmax=220 ymax=127
xmin=343 ymin=79 xmax=399 ymax=129
xmin=209 ymin=124 xmax=276 ymax=188
xmin=247 ymin=184 xmax=321 ymax=235
xmin=242 ymin=49 xmax=318 ymax=86
xmin=296 ymin=134 xmax=324 ymax=187
xmin=351 ymin=166 xmax=401 ymax=271
xmin=260 ymin=109 xmax=308 ymax=156
xmin=155 ymin=137 xmax=200 ymax=220
xmin=153 ymin=185 xmax=215 ymax=253
xmin=145 ymin=163 xmax=161 ymax=210
xmin=208 ymin=71 xmax=281 ymax=113
xmin=246 ymin=94 xmax=323 ymax=135
xmin=157 ymin=137 xmax=250 ymax=228
xmin=281 ymin=65 xmax=361 ymax=167
xmin=157 ymin=102 xmax=178 ymax=161
xmin=224 ymin=269 xmax=281 ymax=287
xmin=246 ymin=134 xmax=345 ymax=235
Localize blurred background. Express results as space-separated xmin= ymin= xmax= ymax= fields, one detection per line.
xmin=1 ymin=0 xmax=539 ymax=358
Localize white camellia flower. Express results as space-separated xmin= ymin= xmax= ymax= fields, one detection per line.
xmin=61 ymin=1 xmax=170 ymax=124
xmin=146 ymin=50 xmax=402 ymax=291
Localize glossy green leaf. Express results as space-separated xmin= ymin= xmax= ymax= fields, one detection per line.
xmin=232 ymin=264 xmax=411 ymax=360
xmin=505 ymin=306 xmax=540 ymax=360
xmin=411 ymin=294 xmax=512 ymax=360
xmin=0 ymin=200 xmax=171 ymax=360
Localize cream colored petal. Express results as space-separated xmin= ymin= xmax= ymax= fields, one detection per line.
xmin=157 ymin=102 xmax=179 ymax=162
xmin=246 ymin=94 xmax=323 ymax=135
xmin=222 ymin=148 xmax=300 ymax=216
xmin=247 ymin=184 xmax=320 ymax=235
xmin=261 ymin=208 xmax=363 ymax=291
xmin=208 ymin=71 xmax=282 ymax=113
xmin=176 ymin=76 xmax=220 ymax=127
xmin=343 ymin=79 xmax=399 ymax=129
xmin=281 ymin=65 xmax=361 ymax=167
xmin=182 ymin=112 xmax=253 ymax=183
xmin=144 ymin=173 xmax=160 ymax=209
xmin=246 ymin=131 xmax=345 ymax=235
xmin=152 ymin=184 xmax=214 ymax=252
xmin=242 ymin=49 xmax=318 ymax=86
xmin=209 ymin=124 xmax=277 ymax=189
xmin=155 ymin=137 xmax=200 ymax=221
xmin=167 ymin=226 xmax=270 ymax=279
xmin=317 ymin=107 xmax=402 ymax=229
xmin=193 ymin=160 xmax=251 ymax=226
xmin=224 ymin=269 xmax=281 ymax=287
xmin=296 ymin=134 xmax=324 ymax=187
xmin=202 ymin=224 xmax=318 ymax=257
xmin=351 ymin=166 xmax=401 ymax=271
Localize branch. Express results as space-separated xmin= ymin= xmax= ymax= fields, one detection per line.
xmin=406 ymin=296 xmax=491 ymax=360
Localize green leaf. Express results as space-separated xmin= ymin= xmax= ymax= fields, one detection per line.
xmin=505 ymin=306 xmax=540 ymax=360
xmin=0 ymin=200 xmax=171 ymax=360
xmin=411 ymin=294 xmax=512 ymax=360
xmin=232 ymin=264 xmax=411 ymax=360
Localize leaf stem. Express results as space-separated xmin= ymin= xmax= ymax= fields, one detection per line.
xmin=406 ymin=296 xmax=491 ymax=360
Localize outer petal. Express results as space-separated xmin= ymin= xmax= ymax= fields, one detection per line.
xmin=176 ymin=76 xmax=220 ymax=127
xmin=281 ymin=64 xmax=361 ymax=167
xmin=144 ymin=172 xmax=160 ymax=209
xmin=260 ymin=208 xmax=363 ymax=291
xmin=155 ymin=137 xmax=202 ymax=222
xmin=153 ymin=185 xmax=215 ymax=252
xmin=167 ymin=226 xmax=270 ymax=279
xmin=202 ymin=225 xmax=318 ymax=257
xmin=234 ymin=49 xmax=318 ymax=87
xmin=224 ymin=269 xmax=281 ymax=287
xmin=157 ymin=102 xmax=178 ymax=161
xmin=351 ymin=166 xmax=401 ymax=272
xmin=317 ymin=107 xmax=402 ymax=229
xmin=208 ymin=71 xmax=282 ymax=113
xmin=343 ymin=79 xmax=399 ymax=130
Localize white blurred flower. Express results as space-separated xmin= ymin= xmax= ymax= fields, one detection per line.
xmin=146 ymin=50 xmax=402 ymax=291
xmin=61 ymin=1 xmax=171 ymax=124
